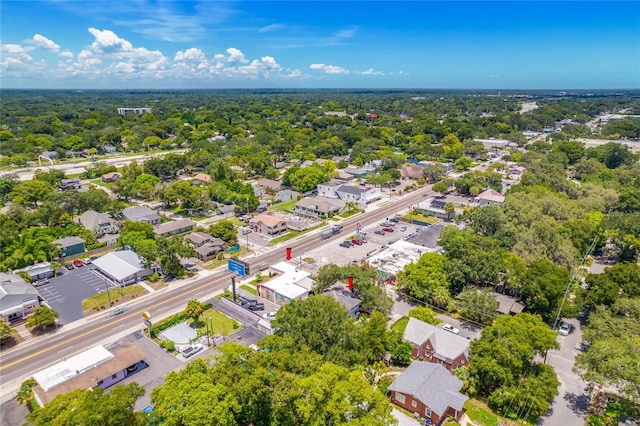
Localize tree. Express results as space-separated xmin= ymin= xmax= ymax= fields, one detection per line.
xmin=157 ymin=236 xmax=195 ymax=277
xmin=408 ymin=306 xmax=442 ymax=325
xmin=209 ymin=220 xmax=237 ymax=243
xmin=0 ymin=320 xmax=15 ymax=340
xmin=10 ymin=180 xmax=56 ymax=205
xmin=575 ymin=298 xmax=640 ymax=400
xmin=444 ymin=202 xmax=455 ymax=220
xmin=432 ymin=181 xmax=449 ymax=196
xmin=16 ymin=378 xmax=37 ymax=405
xmin=521 ymin=258 xmax=578 ymax=322
xmin=422 ymin=163 xmax=447 ymax=183
xmin=458 ymin=287 xmax=499 ymax=324
xmin=26 ymin=383 xmax=145 ymax=426
xmin=454 ymin=156 xmax=473 ymax=171
xmin=25 ymin=305 xmax=59 ymax=330
xmin=584 ymin=263 xmax=640 ymax=307
xmin=185 ymin=299 xmax=204 ymax=322
xmin=397 ymin=252 xmax=450 ymax=304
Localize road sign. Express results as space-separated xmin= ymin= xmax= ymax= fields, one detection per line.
xmin=142 ymin=311 xmax=151 ymax=320
xmin=228 ymin=258 xmax=247 ymax=277
xmin=144 ymin=320 xmax=152 ymax=328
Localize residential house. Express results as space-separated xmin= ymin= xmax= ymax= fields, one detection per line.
xmin=343 ymin=167 xmax=369 ymax=178
xmin=255 ymin=179 xmax=283 ymax=193
xmin=78 ymin=210 xmax=114 ymax=232
xmin=216 ymin=204 xmax=236 ymax=217
xmin=153 ymin=219 xmax=196 ymax=238
xmin=92 ymin=250 xmax=151 ymax=286
xmin=476 ymin=188 xmax=506 ymax=205
xmin=102 ymin=145 xmax=117 ymax=153
xmin=193 ymin=173 xmax=212 ymax=185
xmin=258 ymin=262 xmax=311 ymax=305
xmin=121 ymin=206 xmax=160 ymax=225
xmin=101 ymin=172 xmax=121 ymax=183
xmin=52 ymin=236 xmax=85 ymax=257
xmin=493 ymin=292 xmax=525 ymax=315
xmin=388 ymin=362 xmax=468 ymax=424
xmin=276 ymin=189 xmax=299 ymax=203
xmin=117 ymin=107 xmax=153 ymax=115
xmin=399 ymin=163 xmax=424 ymax=180
xmin=403 ymin=317 xmax=470 ymax=371
xmin=0 ymin=272 xmax=41 ymax=323
xmin=249 ymin=213 xmax=287 ymax=236
xmin=294 ymin=196 xmax=346 ymax=219
xmin=184 ymin=232 xmax=225 ymax=261
xmin=317 ymin=179 xmax=348 ymax=198
xmin=322 ymin=283 xmax=361 ymax=317
xmin=335 ymin=185 xmax=381 ymax=204
xmin=59 ymin=178 xmax=81 ymax=191
xmin=509 ymin=165 xmax=526 ymax=179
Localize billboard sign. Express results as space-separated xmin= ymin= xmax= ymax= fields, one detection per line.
xmin=228 ymin=258 xmax=250 ymax=277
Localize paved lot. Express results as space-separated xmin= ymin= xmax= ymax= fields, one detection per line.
xmin=407 ymin=222 xmax=446 ymax=248
xmin=37 ymin=265 xmax=109 ymax=324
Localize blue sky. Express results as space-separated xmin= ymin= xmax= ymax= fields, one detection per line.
xmin=1 ymin=1 xmax=638 ymax=89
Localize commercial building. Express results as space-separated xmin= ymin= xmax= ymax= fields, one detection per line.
xmin=0 ymin=272 xmax=41 ymax=323
xmin=92 ymin=250 xmax=149 ymax=286
xmin=258 ymin=262 xmax=312 ymax=306
xmin=294 ymin=196 xmax=346 ymax=219
xmin=32 ymin=344 xmax=147 ymax=407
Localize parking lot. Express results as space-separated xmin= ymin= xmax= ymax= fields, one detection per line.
xmin=305 ymin=220 xmax=435 ymax=270
xmin=36 ymin=264 xmax=110 ymax=324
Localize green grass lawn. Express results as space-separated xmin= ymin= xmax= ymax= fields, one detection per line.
xmin=190 ymin=308 xmax=240 ymax=336
xmin=339 ymin=210 xmax=361 ymax=218
xmin=403 ymin=213 xmax=440 ymax=225
xmin=391 ymin=317 xmax=409 ymax=333
xmin=240 ymin=284 xmax=258 ymax=295
xmin=269 ymin=230 xmax=301 ymax=245
xmin=82 ymin=284 xmax=145 ymax=311
xmin=270 ymin=199 xmax=297 ymax=212
xmin=465 ymin=400 xmax=499 ymax=426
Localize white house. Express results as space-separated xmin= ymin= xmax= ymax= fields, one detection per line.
xmin=0 ymin=273 xmax=41 ymax=323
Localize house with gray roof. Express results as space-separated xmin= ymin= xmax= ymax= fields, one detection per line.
xmin=295 ymin=196 xmax=345 ymax=219
xmin=403 ymin=317 xmax=471 ymax=371
xmin=184 ymin=232 xmax=226 ymax=261
xmin=388 ymin=361 xmax=468 ymax=424
xmin=153 ymin=219 xmax=196 ymax=238
xmin=52 ymin=236 xmax=85 ymax=257
xmin=322 ymin=284 xmax=361 ymax=317
xmin=79 ymin=210 xmax=114 ymax=231
xmin=0 ymin=272 xmax=41 ymax=323
xmin=121 ymin=206 xmax=160 ymax=225
xmin=335 ymin=185 xmax=381 ymax=204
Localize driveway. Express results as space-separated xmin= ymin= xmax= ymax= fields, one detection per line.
xmin=37 ymin=265 xmax=108 ymax=324
xmin=537 ymin=316 xmax=590 ymax=425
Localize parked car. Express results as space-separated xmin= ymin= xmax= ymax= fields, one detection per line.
xmin=400 ymin=226 xmax=407 ymax=231
xmin=352 ymin=239 xmax=363 ymax=246
xmin=262 ymin=312 xmax=277 ymax=320
xmin=64 ymin=264 xmax=75 ymax=270
xmin=83 ymin=257 xmax=92 ymax=264
xmin=382 ymin=228 xmax=394 ymax=233
xmin=374 ymin=230 xmax=386 ymax=235
xmin=558 ymin=323 xmax=570 ymax=336
xmin=339 ymin=241 xmax=351 ymax=248
xmin=32 ymin=279 xmax=50 ymax=287
xmin=247 ymin=303 xmax=265 ymax=311
xmin=241 ymin=227 xmax=252 ymax=235
xmin=442 ymin=323 xmax=460 ymax=334
xmin=182 ymin=343 xmax=204 ymax=359
xmin=73 ymin=259 xmax=84 ymax=267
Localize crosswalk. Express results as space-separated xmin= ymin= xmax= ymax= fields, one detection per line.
xmin=253 ymin=247 xmax=271 ymax=256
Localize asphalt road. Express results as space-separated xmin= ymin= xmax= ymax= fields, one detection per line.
xmin=0 ymin=185 xmax=435 ymax=398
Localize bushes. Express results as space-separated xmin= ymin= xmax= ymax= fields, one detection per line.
xmin=149 ymin=312 xmax=188 ymax=338
xmin=160 ymin=340 xmax=175 ymax=352
xmin=86 ymin=241 xmax=108 ymax=251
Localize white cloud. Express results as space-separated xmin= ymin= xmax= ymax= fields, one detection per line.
xmin=0 ymin=44 xmax=34 ymax=69
xmin=309 ymin=63 xmax=349 ymax=74
xmin=88 ymin=28 xmax=133 ymax=53
xmin=360 ymin=68 xmax=384 ymax=76
xmin=226 ymin=47 xmax=248 ymax=63
xmin=174 ymin=48 xmax=207 ymax=62
xmin=261 ymin=56 xmax=281 ymax=70
xmin=31 ymin=34 xmax=60 ymax=52
xmin=60 ymin=50 xmax=74 ymax=59
xmin=259 ymin=23 xmax=285 ymax=33
xmin=334 ymin=27 xmax=357 ymax=39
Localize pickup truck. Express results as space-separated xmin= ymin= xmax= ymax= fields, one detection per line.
xmin=241 ymin=299 xmax=265 ymax=311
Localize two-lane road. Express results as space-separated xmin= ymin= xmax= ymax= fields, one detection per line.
xmin=0 ymin=187 xmax=434 ymax=392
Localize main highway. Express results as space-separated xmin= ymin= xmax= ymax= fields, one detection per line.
xmin=0 ymin=185 xmax=434 ymax=397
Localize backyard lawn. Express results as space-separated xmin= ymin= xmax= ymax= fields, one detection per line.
xmin=190 ymin=308 xmax=240 ymax=336
xmin=270 ymin=199 xmax=297 ymax=212
xmin=391 ymin=317 xmax=409 ymax=333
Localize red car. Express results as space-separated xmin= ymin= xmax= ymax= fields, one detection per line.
xmin=382 ymin=228 xmax=394 ymax=233
xmin=352 ymin=239 xmax=363 ymax=246
xmin=73 ymin=259 xmax=84 ymax=267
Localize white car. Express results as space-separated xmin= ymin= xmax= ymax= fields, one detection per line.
xmin=262 ymin=312 xmax=277 ymax=320
xmin=442 ymin=323 xmax=460 ymax=334
xmin=558 ymin=323 xmax=570 ymax=336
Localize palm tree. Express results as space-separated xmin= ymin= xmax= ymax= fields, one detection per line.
xmin=444 ymin=202 xmax=455 ymax=221
xmin=431 ymin=286 xmax=451 ymax=309
xmin=345 ymin=201 xmax=357 ymax=215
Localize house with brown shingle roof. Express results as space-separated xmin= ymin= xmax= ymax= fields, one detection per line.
xmin=249 ymin=213 xmax=287 ymax=236
xmin=193 ymin=173 xmax=212 ymax=185
xmin=476 ymin=188 xmax=505 ymax=205
xmin=256 ymin=178 xmax=283 ymax=193
xmin=399 ymin=163 xmax=424 ymax=180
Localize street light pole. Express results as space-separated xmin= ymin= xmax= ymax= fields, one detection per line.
xmin=104 ymin=279 xmax=112 ymax=306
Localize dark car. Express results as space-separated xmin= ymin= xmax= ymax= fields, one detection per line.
xmin=374 ymin=230 xmax=385 ymax=235
xmin=247 ymin=303 xmax=265 ymax=311
xmin=339 ymin=241 xmax=351 ymax=248
xmin=64 ymin=264 xmax=75 ymax=270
